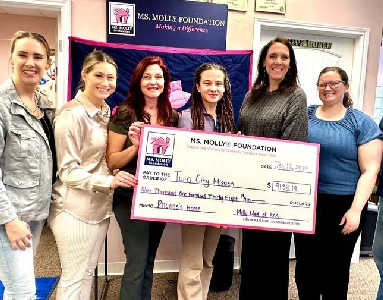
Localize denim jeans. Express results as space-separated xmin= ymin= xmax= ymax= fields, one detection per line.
xmin=0 ymin=219 xmax=45 ymax=300
xmin=373 ymin=198 xmax=383 ymax=300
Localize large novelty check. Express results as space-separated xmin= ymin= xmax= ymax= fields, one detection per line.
xmin=131 ymin=126 xmax=319 ymax=234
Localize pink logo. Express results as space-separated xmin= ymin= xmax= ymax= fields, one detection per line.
xmin=151 ymin=136 xmax=170 ymax=155
xmin=114 ymin=7 xmax=129 ymax=24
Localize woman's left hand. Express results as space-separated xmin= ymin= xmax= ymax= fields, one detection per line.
xmin=339 ymin=208 xmax=361 ymax=235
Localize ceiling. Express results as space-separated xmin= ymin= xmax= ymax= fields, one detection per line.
xmin=0 ymin=5 xmax=58 ymax=18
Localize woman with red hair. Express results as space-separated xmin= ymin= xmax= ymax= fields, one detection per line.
xmin=107 ymin=56 xmax=179 ymax=300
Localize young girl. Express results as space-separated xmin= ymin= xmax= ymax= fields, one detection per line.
xmin=0 ymin=30 xmax=55 ymax=300
xmin=49 ymin=50 xmax=134 ymax=299
xmin=107 ymin=55 xmax=178 ymax=300
xmin=177 ymin=63 xmax=236 ymax=300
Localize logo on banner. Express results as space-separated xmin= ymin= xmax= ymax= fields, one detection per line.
xmin=106 ymin=0 xmax=227 ymax=49
xmin=144 ymin=132 xmax=175 ymax=168
xmin=109 ymin=2 xmax=135 ymax=36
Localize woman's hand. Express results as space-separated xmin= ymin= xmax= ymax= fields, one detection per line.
xmin=339 ymin=208 xmax=361 ymax=235
xmin=5 ymin=218 xmax=32 ymax=250
xmin=128 ymin=122 xmax=144 ymax=147
xmin=111 ymin=171 xmax=137 ymax=189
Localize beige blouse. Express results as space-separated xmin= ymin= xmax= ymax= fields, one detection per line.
xmin=48 ymin=91 xmax=113 ymax=224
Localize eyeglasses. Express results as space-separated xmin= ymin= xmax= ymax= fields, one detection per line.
xmin=317 ymin=80 xmax=345 ymax=89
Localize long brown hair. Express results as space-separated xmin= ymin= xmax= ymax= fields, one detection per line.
xmin=317 ymin=66 xmax=353 ymax=108
xmin=191 ymin=63 xmax=235 ymax=133
xmin=111 ymin=56 xmax=174 ymax=127
xmin=250 ymin=37 xmax=298 ymax=103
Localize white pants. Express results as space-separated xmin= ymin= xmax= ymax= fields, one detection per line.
xmin=50 ymin=212 xmax=109 ymax=300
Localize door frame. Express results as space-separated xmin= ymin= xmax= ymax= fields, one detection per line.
xmin=253 ymin=17 xmax=369 ymax=110
xmin=0 ymin=0 xmax=71 ymax=109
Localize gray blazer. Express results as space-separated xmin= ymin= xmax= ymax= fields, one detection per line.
xmin=0 ymin=78 xmax=55 ymax=224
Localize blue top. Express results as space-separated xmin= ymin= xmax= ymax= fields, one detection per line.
xmin=376 ymin=118 xmax=383 ymax=196
xmin=308 ymin=105 xmax=383 ymax=195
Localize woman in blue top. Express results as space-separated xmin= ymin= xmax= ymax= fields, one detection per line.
xmin=294 ymin=66 xmax=383 ymax=300
xmin=373 ymin=117 xmax=383 ymax=300
xmin=177 ymin=63 xmax=236 ymax=300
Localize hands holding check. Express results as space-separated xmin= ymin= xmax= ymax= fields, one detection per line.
xmin=111 ymin=171 xmax=137 ymax=189
xmin=109 ymin=121 xmax=145 ymax=189
xmin=128 ymin=121 xmax=144 ymax=147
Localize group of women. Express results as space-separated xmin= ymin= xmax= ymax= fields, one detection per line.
xmin=0 ymin=30 xmax=382 ymax=300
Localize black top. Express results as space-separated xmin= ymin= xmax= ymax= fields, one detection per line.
xmin=40 ymin=113 xmax=57 ymax=183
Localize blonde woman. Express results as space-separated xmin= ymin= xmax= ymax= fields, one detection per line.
xmin=49 ymin=50 xmax=135 ymax=299
xmin=0 ymin=31 xmax=55 ymax=299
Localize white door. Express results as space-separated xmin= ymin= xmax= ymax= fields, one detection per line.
xmin=259 ymin=30 xmax=356 ymax=106
xmin=0 ymin=0 xmax=71 ymax=109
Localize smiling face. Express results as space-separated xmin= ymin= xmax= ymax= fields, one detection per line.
xmin=317 ymin=71 xmax=348 ymax=106
xmin=82 ymin=62 xmax=117 ymax=102
xmin=10 ymin=37 xmax=50 ymax=87
xmin=140 ymin=64 xmax=164 ymax=102
xmin=263 ymin=42 xmax=290 ymax=86
xmin=197 ymin=69 xmax=225 ymax=107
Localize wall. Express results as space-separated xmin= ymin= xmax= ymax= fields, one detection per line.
xmin=69 ymin=0 xmax=383 ymax=270
xmin=0 ymin=14 xmax=57 ymax=83
xmin=72 ymin=0 xmax=383 ymax=116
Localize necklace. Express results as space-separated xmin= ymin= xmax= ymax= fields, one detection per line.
xmin=11 ymin=78 xmax=44 ymax=119
xmin=24 ymin=93 xmax=44 ymax=119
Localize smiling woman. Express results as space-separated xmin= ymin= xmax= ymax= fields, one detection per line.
xmin=106 ymin=55 xmax=179 ymax=300
xmin=294 ymin=66 xmax=383 ymax=300
xmin=238 ymin=37 xmax=308 ymax=300
xmin=48 ymin=50 xmax=135 ymax=300
xmin=0 ymin=30 xmax=55 ymax=300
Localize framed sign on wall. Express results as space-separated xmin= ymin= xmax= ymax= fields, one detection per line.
xmin=255 ymin=0 xmax=286 ymax=14
xmin=212 ymin=0 xmax=248 ymax=11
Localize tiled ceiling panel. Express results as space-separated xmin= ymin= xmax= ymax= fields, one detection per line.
xmin=0 ymin=5 xmax=58 ymax=17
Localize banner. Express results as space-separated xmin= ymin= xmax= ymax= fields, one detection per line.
xmin=106 ymin=0 xmax=228 ymax=50
xmin=69 ymin=37 xmax=252 ymax=124
xmin=132 ymin=126 xmax=319 ymax=234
